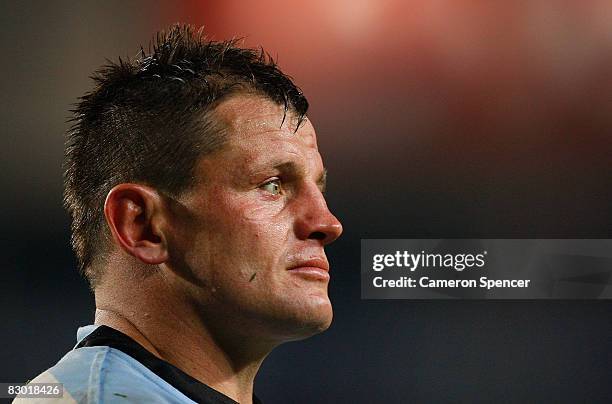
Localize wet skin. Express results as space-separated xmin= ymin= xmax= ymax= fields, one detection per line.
xmin=167 ymin=95 xmax=343 ymax=343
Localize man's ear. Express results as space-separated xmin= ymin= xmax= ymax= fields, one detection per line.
xmin=104 ymin=183 xmax=169 ymax=265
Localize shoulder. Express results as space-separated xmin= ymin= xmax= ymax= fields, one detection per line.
xmin=15 ymin=347 xmax=194 ymax=403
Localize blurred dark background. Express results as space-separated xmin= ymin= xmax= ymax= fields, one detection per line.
xmin=2 ymin=1 xmax=611 ymax=402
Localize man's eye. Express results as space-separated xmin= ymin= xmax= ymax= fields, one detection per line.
xmin=260 ymin=179 xmax=282 ymax=195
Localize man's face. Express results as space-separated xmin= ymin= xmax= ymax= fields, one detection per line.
xmin=168 ymin=95 xmax=343 ymax=342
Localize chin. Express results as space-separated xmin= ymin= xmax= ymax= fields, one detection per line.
xmin=280 ymin=300 xmax=333 ymax=342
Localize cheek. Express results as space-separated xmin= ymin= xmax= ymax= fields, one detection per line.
xmin=204 ymin=194 xmax=292 ymax=262
xmin=217 ymin=190 xmax=289 ymax=235
xmin=233 ymin=203 xmax=292 ymax=256
xmin=197 ymin=202 xmax=294 ymax=297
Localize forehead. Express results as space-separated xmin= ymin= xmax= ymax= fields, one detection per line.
xmin=213 ymin=94 xmax=318 ymax=150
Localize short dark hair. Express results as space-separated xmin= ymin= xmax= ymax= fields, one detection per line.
xmin=64 ymin=24 xmax=309 ymax=287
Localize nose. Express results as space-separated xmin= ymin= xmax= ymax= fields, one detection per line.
xmin=294 ymin=185 xmax=343 ymax=245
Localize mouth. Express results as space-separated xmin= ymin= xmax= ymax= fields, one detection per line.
xmin=287 ymin=258 xmax=330 ymax=281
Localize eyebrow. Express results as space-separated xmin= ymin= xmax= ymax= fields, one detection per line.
xmin=317 ymin=168 xmax=327 ymax=193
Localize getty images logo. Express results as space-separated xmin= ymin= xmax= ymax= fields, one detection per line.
xmin=372 ymin=250 xmax=487 ymax=272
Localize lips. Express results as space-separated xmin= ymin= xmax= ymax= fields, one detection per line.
xmin=287 ymin=258 xmax=330 ymax=280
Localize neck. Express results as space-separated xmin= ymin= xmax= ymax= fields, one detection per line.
xmin=94 ymin=277 xmax=273 ymax=404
